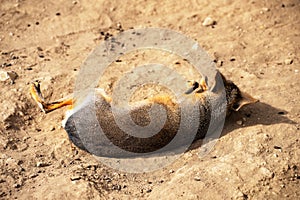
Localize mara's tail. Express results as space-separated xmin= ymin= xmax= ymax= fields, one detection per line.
xmin=30 ymin=80 xmax=73 ymax=113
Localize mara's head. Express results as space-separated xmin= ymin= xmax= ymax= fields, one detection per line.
xmin=185 ymin=73 xmax=258 ymax=115
xmin=220 ymin=73 xmax=258 ymax=114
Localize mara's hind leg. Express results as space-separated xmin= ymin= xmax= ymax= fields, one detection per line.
xmin=30 ymin=80 xmax=74 ymax=113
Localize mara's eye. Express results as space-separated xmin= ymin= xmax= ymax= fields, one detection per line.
xmin=192 ymin=81 xmax=199 ymax=90
xmin=185 ymin=81 xmax=199 ymax=94
xmin=232 ymin=103 xmax=240 ymax=110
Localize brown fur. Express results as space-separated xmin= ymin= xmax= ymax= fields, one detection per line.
xmin=30 ymin=73 xmax=258 ymax=154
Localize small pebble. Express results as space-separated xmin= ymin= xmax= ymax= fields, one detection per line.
xmin=13 ymin=183 xmax=22 ymax=188
xmin=262 ymin=7 xmax=270 ymax=12
xmin=117 ymin=22 xmax=124 ymax=31
xmin=284 ymin=58 xmax=293 ymax=65
xmin=236 ymin=120 xmax=243 ymax=125
xmin=169 ymin=169 xmax=175 ymax=173
xmin=230 ymin=57 xmax=236 ymax=62
xmin=18 ymin=111 xmax=24 ymax=117
xmin=194 ymin=177 xmax=201 ymax=181
xmin=36 ymin=162 xmax=48 ymax=167
xmin=0 ymin=70 xmax=18 ymax=84
xmin=29 ymin=173 xmax=38 ymax=179
xmin=50 ymin=126 xmax=55 ymax=131
xmin=295 ymin=69 xmax=299 ymax=73
xmin=260 ymin=167 xmax=274 ymax=179
xmin=70 ymin=175 xmax=81 ymax=181
xmin=233 ymin=190 xmax=245 ymax=199
xmin=202 ymin=17 xmax=216 ymax=26
xmin=146 ymin=189 xmax=152 ymax=193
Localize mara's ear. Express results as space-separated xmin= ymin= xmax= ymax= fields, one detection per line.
xmin=199 ymin=76 xmax=208 ymax=91
xmin=232 ymin=91 xmax=259 ymax=111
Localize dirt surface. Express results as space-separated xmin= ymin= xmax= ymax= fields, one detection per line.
xmin=1 ymin=0 xmax=300 ymax=199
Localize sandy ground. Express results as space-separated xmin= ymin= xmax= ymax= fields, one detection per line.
xmin=0 ymin=0 xmax=300 ymax=199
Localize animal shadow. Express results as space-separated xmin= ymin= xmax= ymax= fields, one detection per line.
xmin=222 ymin=101 xmax=296 ymax=135
xmin=190 ymin=101 xmax=297 ymax=150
